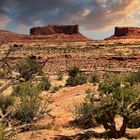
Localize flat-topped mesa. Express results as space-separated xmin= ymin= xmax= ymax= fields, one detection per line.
xmin=106 ymin=27 xmax=140 ymax=40
xmin=30 ymin=24 xmax=80 ymax=35
xmin=0 ymin=24 xmax=90 ymax=42
xmin=114 ymin=27 xmax=140 ymax=37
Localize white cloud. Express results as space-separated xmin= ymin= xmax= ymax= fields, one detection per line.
xmin=0 ymin=16 xmax=11 ymax=29
xmin=0 ymin=0 xmax=140 ymax=32
xmin=79 ymin=0 xmax=140 ymax=30
xmin=81 ymin=9 xmax=91 ymax=17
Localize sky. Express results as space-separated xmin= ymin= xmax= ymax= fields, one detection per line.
xmin=0 ymin=0 xmax=140 ymax=40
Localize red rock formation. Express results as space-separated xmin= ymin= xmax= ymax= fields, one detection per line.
xmin=0 ymin=30 xmax=16 ymax=35
xmin=106 ymin=27 xmax=140 ymax=40
xmin=115 ymin=27 xmax=140 ymax=37
xmin=0 ymin=25 xmax=90 ymax=42
xmin=30 ymin=25 xmax=79 ymax=35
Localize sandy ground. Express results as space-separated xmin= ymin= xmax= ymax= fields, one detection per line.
xmin=1 ymin=77 xmax=139 ymax=140
xmin=16 ymin=80 xmax=140 ymax=140
xmin=17 ymin=83 xmax=95 ymax=140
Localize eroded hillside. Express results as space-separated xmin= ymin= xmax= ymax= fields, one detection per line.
xmin=1 ymin=39 xmax=140 ymax=76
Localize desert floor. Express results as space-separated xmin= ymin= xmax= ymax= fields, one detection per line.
xmin=14 ymin=75 xmax=140 ymax=140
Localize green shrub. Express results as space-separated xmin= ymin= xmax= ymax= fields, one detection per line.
xmin=75 ymin=74 xmax=140 ymax=138
xmin=0 ymin=69 xmax=6 ymax=79
xmin=75 ymin=75 xmax=87 ymax=85
xmin=51 ymin=86 xmax=61 ymax=93
xmin=39 ymin=76 xmax=51 ymax=91
xmin=66 ymin=67 xmax=87 ymax=86
xmin=90 ymin=73 xmax=100 ymax=84
xmin=66 ymin=75 xmax=87 ymax=86
xmin=15 ymin=96 xmax=40 ymax=123
xmin=85 ymin=88 xmax=92 ymax=94
xmin=12 ymin=82 xmax=28 ymax=97
xmin=128 ymin=113 xmax=140 ymax=128
xmin=12 ymin=82 xmax=40 ymax=97
xmin=16 ymin=58 xmax=42 ymax=81
xmin=74 ymin=91 xmax=97 ymax=128
xmin=13 ymin=83 xmax=41 ymax=123
xmin=98 ymin=75 xmax=121 ymax=94
xmin=0 ymin=95 xmax=15 ymax=114
xmin=68 ymin=67 xmax=80 ymax=78
xmin=0 ymin=124 xmax=5 ymax=140
xmin=124 ymin=70 xmax=140 ymax=85
xmin=38 ymin=70 xmax=45 ymax=76
xmin=57 ymin=70 xmax=63 ymax=81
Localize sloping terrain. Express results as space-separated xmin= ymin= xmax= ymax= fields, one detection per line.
xmin=1 ymin=39 xmax=140 ymax=77
xmin=0 ymin=37 xmax=140 ymax=139
xmin=16 ymin=81 xmax=140 ymax=140
xmin=106 ymin=27 xmax=140 ymax=40
xmin=0 ymin=25 xmax=90 ymax=43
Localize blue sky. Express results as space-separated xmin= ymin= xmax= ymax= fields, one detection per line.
xmin=0 ymin=0 xmax=140 ymax=40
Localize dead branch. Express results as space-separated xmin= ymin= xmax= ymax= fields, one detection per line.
xmin=0 ymin=37 xmax=53 ymax=139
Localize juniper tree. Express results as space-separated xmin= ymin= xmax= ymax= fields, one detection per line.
xmin=75 ymin=74 xmax=140 ymax=138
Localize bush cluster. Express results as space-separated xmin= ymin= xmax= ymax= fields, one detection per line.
xmin=0 ymin=124 xmax=5 ymax=140
xmin=16 ymin=58 xmax=42 ymax=81
xmin=57 ymin=70 xmax=63 ymax=81
xmin=13 ymin=82 xmax=42 ymax=123
xmin=0 ymin=95 xmax=15 ymax=114
xmin=75 ymin=73 xmax=140 ymax=138
xmin=74 ymin=91 xmax=98 ymax=128
xmin=38 ymin=76 xmax=51 ymax=91
xmin=0 ymin=54 xmax=52 ymax=138
xmin=66 ymin=67 xmax=87 ymax=86
xmin=90 ymin=73 xmax=100 ymax=84
xmin=0 ymin=69 xmax=6 ymax=79
xmin=124 ymin=69 xmax=140 ymax=86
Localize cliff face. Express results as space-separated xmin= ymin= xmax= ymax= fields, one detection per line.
xmin=0 ymin=25 xmax=90 ymax=42
xmin=114 ymin=27 xmax=140 ymax=37
xmin=106 ymin=27 xmax=140 ymax=40
xmin=30 ymin=25 xmax=79 ymax=35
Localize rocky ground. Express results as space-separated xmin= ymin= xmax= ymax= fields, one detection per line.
xmin=0 ymin=29 xmax=140 ymax=139
xmin=1 ymin=39 xmax=140 ymax=77
xmin=13 ymin=76 xmax=140 ymax=140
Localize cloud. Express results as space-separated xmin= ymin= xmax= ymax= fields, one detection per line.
xmin=0 ymin=0 xmax=140 ymax=32
xmin=81 ymin=9 xmax=91 ymax=17
xmin=0 ymin=16 xmax=11 ymax=29
xmin=16 ymin=23 xmax=30 ymax=33
xmin=80 ymin=0 xmax=140 ymax=30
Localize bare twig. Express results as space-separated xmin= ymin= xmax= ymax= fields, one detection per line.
xmin=0 ymin=37 xmax=52 ymax=139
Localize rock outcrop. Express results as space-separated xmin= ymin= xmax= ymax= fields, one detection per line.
xmin=114 ymin=27 xmax=140 ymax=37
xmin=0 ymin=24 xmax=90 ymax=42
xmin=0 ymin=30 xmax=16 ymax=35
xmin=30 ymin=24 xmax=79 ymax=35
xmin=106 ymin=27 xmax=140 ymax=40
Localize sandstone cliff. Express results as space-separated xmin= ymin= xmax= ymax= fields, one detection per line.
xmin=30 ymin=25 xmax=79 ymax=35
xmin=0 ymin=25 xmax=90 ymax=42
xmin=106 ymin=27 xmax=140 ymax=40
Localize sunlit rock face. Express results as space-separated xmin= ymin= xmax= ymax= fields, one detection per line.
xmin=30 ymin=25 xmax=80 ymax=35
xmin=114 ymin=27 xmax=140 ymax=37
xmin=0 ymin=25 xmax=90 ymax=42
xmin=106 ymin=27 xmax=140 ymax=40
